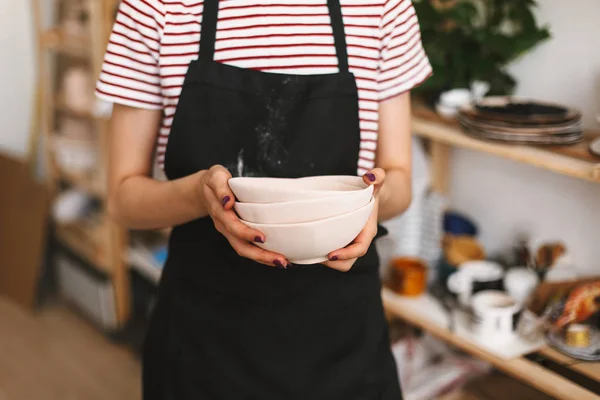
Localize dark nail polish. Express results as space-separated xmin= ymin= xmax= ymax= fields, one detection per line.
xmin=222 ymin=196 xmax=230 ymax=206
xmin=329 ymin=255 xmax=339 ymax=261
xmin=366 ymin=173 xmax=376 ymax=182
xmin=254 ymin=236 xmax=264 ymax=243
xmin=274 ymin=259 xmax=284 ymax=268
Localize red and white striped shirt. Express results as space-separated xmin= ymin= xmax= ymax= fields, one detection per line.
xmin=96 ymin=0 xmax=432 ymax=174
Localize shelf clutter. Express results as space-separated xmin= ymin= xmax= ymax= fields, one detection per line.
xmin=33 ymin=0 xmax=128 ymax=330
xmin=381 ymin=195 xmax=600 ymax=398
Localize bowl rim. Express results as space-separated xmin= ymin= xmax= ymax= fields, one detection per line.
xmin=228 ymin=175 xmax=368 ymax=192
xmin=234 ymin=184 xmax=373 ymax=209
xmin=242 ymin=197 xmax=374 ymax=228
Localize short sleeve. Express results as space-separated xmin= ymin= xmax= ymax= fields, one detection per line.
xmin=376 ymin=0 xmax=432 ymax=101
xmin=95 ymin=0 xmax=165 ymax=109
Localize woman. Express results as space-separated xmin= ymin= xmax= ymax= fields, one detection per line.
xmin=98 ymin=0 xmax=431 ymax=398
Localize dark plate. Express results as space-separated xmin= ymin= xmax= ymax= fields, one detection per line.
xmin=461 ymin=96 xmax=582 ymax=125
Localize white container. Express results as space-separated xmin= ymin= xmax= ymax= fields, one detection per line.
xmin=447 ymin=260 xmax=504 ymax=306
xmin=53 ymin=136 xmax=97 ymax=173
xmin=471 ymin=290 xmax=522 ymax=345
xmin=242 ymin=197 xmax=375 ymax=264
xmin=234 ymin=184 xmax=373 ymax=224
xmin=504 ymin=267 xmax=539 ymax=305
xmin=229 ymin=175 xmax=367 ymax=204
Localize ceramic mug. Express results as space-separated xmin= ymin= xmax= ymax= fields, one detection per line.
xmin=471 ymin=290 xmax=522 ymax=345
xmin=503 ymin=267 xmax=539 ymax=305
xmin=388 ymin=257 xmax=428 ymax=297
xmin=447 ymin=260 xmax=504 ymax=306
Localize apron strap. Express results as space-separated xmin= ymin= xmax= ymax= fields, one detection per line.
xmin=199 ymin=0 xmax=219 ymax=61
xmin=198 ymin=0 xmax=349 ymax=72
xmin=327 ymin=0 xmax=349 ymax=73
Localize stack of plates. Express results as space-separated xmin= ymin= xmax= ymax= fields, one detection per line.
xmin=458 ymin=97 xmax=583 ymax=145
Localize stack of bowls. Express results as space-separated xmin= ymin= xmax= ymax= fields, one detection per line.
xmin=229 ymin=176 xmax=375 ymax=265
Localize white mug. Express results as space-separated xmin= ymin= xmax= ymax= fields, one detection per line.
xmin=471 ymin=290 xmax=522 ymax=345
xmin=503 ymin=267 xmax=539 ymax=305
xmin=447 ymin=260 xmax=504 ymax=306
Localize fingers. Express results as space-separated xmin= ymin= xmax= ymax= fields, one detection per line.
xmin=324 ymin=202 xmax=378 ymax=272
xmin=363 ymin=168 xmax=385 ymax=196
xmin=214 ymin=220 xmax=288 ymax=268
xmin=206 ymin=189 xmax=266 ymax=243
xmin=327 ymin=228 xmax=375 ymax=262
xmin=205 ymin=181 xmax=287 ymax=268
xmin=205 ymin=165 xmax=235 ymax=209
xmin=321 ymin=259 xmax=356 ymax=272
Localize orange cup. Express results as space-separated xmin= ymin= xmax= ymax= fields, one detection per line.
xmin=389 ymin=257 xmax=428 ymax=296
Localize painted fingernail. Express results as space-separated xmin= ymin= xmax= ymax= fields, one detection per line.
xmin=274 ymin=259 xmax=286 ymax=269
xmin=254 ymin=236 xmax=264 ymax=243
xmin=366 ymin=173 xmax=376 ymax=182
xmin=329 ymin=255 xmax=339 ymax=261
xmin=222 ymin=196 xmax=230 ymax=206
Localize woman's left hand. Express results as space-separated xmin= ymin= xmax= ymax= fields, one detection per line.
xmin=322 ymin=168 xmax=385 ymax=272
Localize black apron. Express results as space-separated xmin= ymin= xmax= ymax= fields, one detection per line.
xmin=142 ymin=0 xmax=403 ymax=398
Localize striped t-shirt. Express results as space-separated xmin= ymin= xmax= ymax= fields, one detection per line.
xmin=96 ymin=0 xmax=432 ymax=174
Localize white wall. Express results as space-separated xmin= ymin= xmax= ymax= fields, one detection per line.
xmin=0 ymin=0 xmax=36 ymax=158
xmin=449 ymin=0 xmax=600 ymax=274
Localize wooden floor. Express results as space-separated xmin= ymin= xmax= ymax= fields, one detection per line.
xmin=0 ymin=297 xmax=141 ymax=400
xmin=0 ymin=296 xmax=554 ymax=400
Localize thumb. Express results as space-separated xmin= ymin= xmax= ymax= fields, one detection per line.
xmin=206 ymin=165 xmax=235 ymax=209
xmin=363 ymin=168 xmax=385 ymax=196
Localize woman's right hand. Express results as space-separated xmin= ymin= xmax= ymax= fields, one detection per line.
xmin=199 ymin=165 xmax=289 ymax=268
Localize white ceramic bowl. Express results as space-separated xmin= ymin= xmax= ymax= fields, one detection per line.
xmin=242 ymin=197 xmax=375 ymax=264
xmin=229 ymin=175 xmax=367 ymax=204
xmin=234 ymin=184 xmax=373 ymax=224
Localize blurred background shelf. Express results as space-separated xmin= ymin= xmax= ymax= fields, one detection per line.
xmin=40 ymin=28 xmax=90 ymax=60
xmin=382 ymin=288 xmax=600 ymax=400
xmin=126 ymin=246 xmax=164 ymax=285
xmin=412 ymin=104 xmax=600 ymax=185
xmin=125 ymin=231 xmax=168 ymax=285
xmin=34 ymin=0 xmax=129 ymax=329
xmin=55 ymin=220 xmax=111 ymax=273
xmin=58 ymin=168 xmax=106 ymax=198
xmin=55 ymin=94 xmax=96 ymax=120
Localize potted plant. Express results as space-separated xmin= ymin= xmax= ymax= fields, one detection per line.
xmin=412 ymin=0 xmax=551 ymax=105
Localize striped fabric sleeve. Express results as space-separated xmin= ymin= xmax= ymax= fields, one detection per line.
xmin=95 ymin=0 xmax=165 ymax=110
xmin=376 ymin=0 xmax=432 ymax=101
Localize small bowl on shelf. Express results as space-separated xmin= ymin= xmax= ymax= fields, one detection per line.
xmin=241 ymin=197 xmax=375 ymax=264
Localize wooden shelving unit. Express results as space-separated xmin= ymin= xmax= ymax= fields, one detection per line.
xmin=411 ymin=104 xmax=600 ymax=189
xmin=383 ymin=289 xmax=600 ymax=400
xmin=383 ymin=105 xmax=600 ymax=398
xmin=33 ymin=0 xmax=129 ymax=328
xmin=40 ymin=28 xmax=91 ymax=60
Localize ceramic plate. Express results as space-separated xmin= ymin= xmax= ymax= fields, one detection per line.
xmin=458 ymin=114 xmax=583 ymax=136
xmin=589 ymin=137 xmax=600 ymax=158
xmin=460 ymin=96 xmax=582 ymax=125
xmin=459 ymin=123 xmax=583 ymax=145
xmin=547 ymin=328 xmax=600 ymax=361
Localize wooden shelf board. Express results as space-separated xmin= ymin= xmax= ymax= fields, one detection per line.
xmin=41 ymin=28 xmax=90 ymax=59
xmin=570 ymin=361 xmax=600 ymax=382
xmin=55 ymin=222 xmax=111 ymax=274
xmin=55 ymin=96 xmax=96 ymax=120
xmin=382 ymin=288 xmax=599 ymax=400
xmin=59 ymin=169 xmax=106 ymax=198
xmin=412 ymin=106 xmax=600 ymax=183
